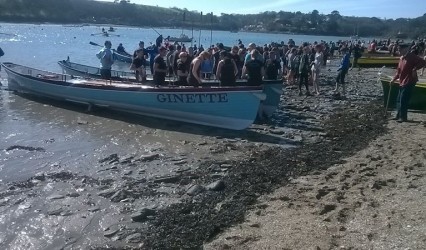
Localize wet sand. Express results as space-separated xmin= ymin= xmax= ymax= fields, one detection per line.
xmin=1 ymin=64 xmax=417 ymax=249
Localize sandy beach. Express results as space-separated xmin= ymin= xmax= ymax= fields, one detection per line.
xmin=205 ymin=112 xmax=426 ymax=250
xmin=1 ymin=62 xmax=425 ymax=249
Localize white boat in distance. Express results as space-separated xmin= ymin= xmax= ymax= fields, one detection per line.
xmin=167 ymin=34 xmax=193 ymax=43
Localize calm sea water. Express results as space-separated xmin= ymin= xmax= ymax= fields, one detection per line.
xmin=0 ymin=23 xmax=352 ymax=183
xmin=0 ymin=22 xmax=356 ymax=72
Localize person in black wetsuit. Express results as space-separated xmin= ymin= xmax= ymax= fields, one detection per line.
xmin=298 ymin=46 xmax=311 ymax=96
xmin=212 ymin=43 xmax=225 ymax=78
xmin=187 ymin=51 xmax=211 ymax=87
xmin=176 ymin=52 xmax=189 ymax=85
xmin=216 ymin=51 xmax=238 ymax=86
xmin=242 ymin=49 xmax=264 ymax=86
xmin=130 ymin=49 xmax=146 ymax=82
xmin=153 ymin=46 xmax=168 ymax=86
xmin=264 ymin=50 xmax=281 ymax=80
xmin=155 ymin=35 xmax=163 ymax=47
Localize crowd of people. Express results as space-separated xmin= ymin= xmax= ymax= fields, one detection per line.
xmin=95 ymin=36 xmax=426 ymax=99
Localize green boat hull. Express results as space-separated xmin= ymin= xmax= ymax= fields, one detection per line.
xmin=381 ymin=78 xmax=426 ymax=110
xmin=355 ymin=56 xmax=399 ymax=68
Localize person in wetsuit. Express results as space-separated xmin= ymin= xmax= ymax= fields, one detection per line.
xmin=216 ymin=51 xmax=238 ymax=86
xmin=130 ymin=49 xmax=146 ymax=82
xmin=298 ymin=46 xmax=311 ymax=96
xmin=242 ymin=49 xmax=264 ymax=86
xmin=176 ymin=52 xmax=189 ymax=85
xmin=153 ymin=46 xmax=168 ymax=86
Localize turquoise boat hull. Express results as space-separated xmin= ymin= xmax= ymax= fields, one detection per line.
xmin=3 ymin=62 xmax=265 ymax=130
xmin=58 ymin=60 xmax=283 ymax=117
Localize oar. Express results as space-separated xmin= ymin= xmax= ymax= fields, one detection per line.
xmin=151 ymin=27 xmax=161 ymax=36
xmin=0 ymin=32 xmax=17 ymax=36
xmin=384 ymin=79 xmax=394 ymax=117
xmin=378 ymin=68 xmax=395 ymax=117
xmin=89 ymin=41 xmax=102 ymax=47
xmin=90 ymin=42 xmax=122 ymax=55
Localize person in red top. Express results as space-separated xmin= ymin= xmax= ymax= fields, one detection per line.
xmin=391 ymin=46 xmax=426 ymax=122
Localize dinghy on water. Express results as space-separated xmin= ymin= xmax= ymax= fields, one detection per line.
xmin=167 ymin=34 xmax=193 ymax=43
xmin=58 ymin=59 xmax=136 ymax=81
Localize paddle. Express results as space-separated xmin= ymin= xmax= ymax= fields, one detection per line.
xmin=384 ymin=79 xmax=394 ymax=117
xmin=90 ymin=41 xmax=102 ymax=47
xmin=378 ymin=68 xmax=395 ymax=117
xmin=151 ymin=27 xmax=161 ymax=36
xmin=0 ymin=32 xmax=17 ymax=36
xmin=90 ymin=41 xmax=129 ymax=59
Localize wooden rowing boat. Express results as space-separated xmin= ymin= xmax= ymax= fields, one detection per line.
xmin=57 ymin=60 xmax=283 ymax=118
xmin=380 ymin=76 xmax=426 ymax=110
xmin=2 ymin=62 xmax=266 ymax=130
xmin=356 ymin=56 xmax=400 ymax=68
xmin=58 ymin=60 xmax=136 ymax=81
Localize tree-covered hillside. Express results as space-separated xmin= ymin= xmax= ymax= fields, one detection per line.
xmin=0 ymin=0 xmax=425 ymax=38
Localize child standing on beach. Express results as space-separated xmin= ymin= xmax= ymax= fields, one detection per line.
xmin=334 ymin=47 xmax=351 ymax=98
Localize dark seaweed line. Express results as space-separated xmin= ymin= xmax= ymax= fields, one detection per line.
xmin=98 ymin=101 xmax=387 ymax=250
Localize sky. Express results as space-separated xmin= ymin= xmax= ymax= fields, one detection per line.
xmin=102 ymin=0 xmax=426 ymax=19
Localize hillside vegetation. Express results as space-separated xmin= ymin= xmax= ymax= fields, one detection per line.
xmin=0 ymin=0 xmax=425 ymax=38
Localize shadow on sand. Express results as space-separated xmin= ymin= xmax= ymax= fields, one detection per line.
xmin=5 ymin=91 xmax=299 ymax=146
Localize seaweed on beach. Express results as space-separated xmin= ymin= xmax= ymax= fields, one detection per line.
xmin=141 ymin=101 xmax=387 ymax=249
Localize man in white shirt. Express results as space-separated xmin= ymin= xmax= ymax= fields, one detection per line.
xmin=96 ymin=40 xmax=114 ymax=80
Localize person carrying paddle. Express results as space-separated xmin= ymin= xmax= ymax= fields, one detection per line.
xmin=96 ymin=40 xmax=114 ymax=80
xmin=390 ymin=46 xmax=426 ymax=122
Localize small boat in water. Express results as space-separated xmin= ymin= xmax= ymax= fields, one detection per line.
xmin=380 ymin=76 xmax=426 ymax=110
xmin=58 ymin=60 xmax=136 ymax=81
xmin=114 ymin=52 xmax=133 ymax=63
xmin=167 ymin=34 xmax=193 ymax=43
xmin=2 ymin=62 xmax=265 ymax=130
